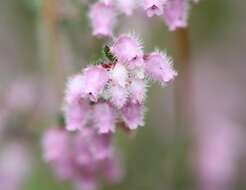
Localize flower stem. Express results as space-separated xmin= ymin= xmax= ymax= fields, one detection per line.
xmin=42 ymin=0 xmax=65 ymax=101
xmin=175 ymin=27 xmax=192 ymax=125
xmin=172 ymin=28 xmax=193 ymax=188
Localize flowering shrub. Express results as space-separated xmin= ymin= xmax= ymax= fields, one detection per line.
xmin=64 ymin=34 xmax=176 ymax=133
xmin=43 ymin=34 xmax=177 ymax=190
xmin=89 ymin=0 xmax=199 ymax=37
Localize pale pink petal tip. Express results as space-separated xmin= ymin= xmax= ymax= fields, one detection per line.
xmin=110 ymin=34 xmax=143 ymax=68
xmin=121 ymin=101 xmax=145 ymax=130
xmin=82 ymin=65 xmax=109 ymax=102
xmin=144 ymin=51 xmax=177 ymax=85
xmin=144 ymin=0 xmax=165 ymax=17
xmin=94 ymin=103 xmax=116 ymax=134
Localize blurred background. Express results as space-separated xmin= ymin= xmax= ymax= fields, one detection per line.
xmin=0 ymin=0 xmax=246 ymax=190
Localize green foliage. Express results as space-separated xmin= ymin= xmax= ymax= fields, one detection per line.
xmin=57 ymin=113 xmax=65 ymax=127
xmin=103 ymin=45 xmax=117 ymax=63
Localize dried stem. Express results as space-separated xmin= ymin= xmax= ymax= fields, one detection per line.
xmin=42 ymin=0 xmax=65 ymax=101
xmin=171 ymin=28 xmax=193 ymax=188
xmin=175 ymin=28 xmax=192 ymax=125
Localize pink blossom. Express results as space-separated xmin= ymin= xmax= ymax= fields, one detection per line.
xmin=94 ymin=103 xmax=116 ymax=134
xmin=110 ymin=85 xmax=128 ymax=109
xmin=111 ymin=34 xmax=143 ymax=68
xmin=144 ymin=51 xmax=177 ymax=84
xmin=43 ymin=127 xmax=123 ymax=188
xmin=195 ymin=118 xmax=239 ymax=190
xmin=143 ymin=0 xmax=165 ymax=17
xmin=110 ymin=63 xmax=128 ymax=87
xmin=42 ymin=128 xmax=71 ymax=162
xmin=64 ymin=99 xmax=91 ymax=131
xmin=128 ymin=79 xmax=147 ymax=104
xmin=75 ymin=132 xmax=93 ymax=166
xmin=103 ymin=154 xmax=124 ymax=184
xmin=89 ymin=2 xmax=116 ymax=37
xmin=65 ymin=74 xmax=84 ymax=105
xmin=52 ymin=159 xmax=76 ymax=180
xmin=163 ymin=0 xmax=189 ymax=31
xmin=91 ymin=133 xmax=113 ymax=160
xmin=82 ymin=66 xmax=109 ymax=102
xmin=121 ymin=101 xmax=145 ymax=130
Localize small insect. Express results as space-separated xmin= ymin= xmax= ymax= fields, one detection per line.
xmin=103 ymin=45 xmax=118 ymax=63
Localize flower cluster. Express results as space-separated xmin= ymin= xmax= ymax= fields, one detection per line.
xmin=43 ymin=34 xmax=176 ymax=190
xmin=64 ymin=34 xmax=177 ymax=133
xmin=89 ymin=0 xmax=199 ymax=37
xmin=43 ymin=128 xmax=123 ymax=190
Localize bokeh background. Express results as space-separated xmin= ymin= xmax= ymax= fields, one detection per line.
xmin=1 ymin=0 xmax=246 ymax=190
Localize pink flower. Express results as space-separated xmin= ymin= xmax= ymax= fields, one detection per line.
xmin=163 ymin=0 xmax=189 ymax=31
xmin=65 ymin=74 xmax=84 ymax=105
xmin=110 ymin=34 xmax=143 ymax=68
xmin=64 ymin=99 xmax=91 ymax=131
xmin=143 ymin=0 xmax=165 ymax=17
xmin=52 ymin=159 xmax=76 ymax=181
xmin=116 ymin=0 xmax=136 ymax=16
xmin=91 ymin=133 xmax=113 ymax=160
xmin=110 ymin=63 xmax=128 ymax=87
xmin=75 ymin=132 xmax=93 ymax=166
xmin=42 ymin=128 xmax=71 ymax=162
xmin=110 ymin=85 xmax=128 ymax=109
xmin=121 ymin=101 xmax=145 ymax=130
xmin=128 ymin=79 xmax=147 ymax=104
xmin=89 ymin=2 xmax=116 ymax=37
xmin=43 ymin=127 xmax=124 ymax=188
xmin=103 ymin=154 xmax=124 ymax=184
xmin=144 ymin=51 xmax=177 ymax=84
xmin=94 ymin=103 xmax=116 ymax=134
xmin=82 ymin=66 xmax=109 ymax=102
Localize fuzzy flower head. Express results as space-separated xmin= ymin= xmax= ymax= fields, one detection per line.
xmin=128 ymin=79 xmax=147 ymax=104
xmin=65 ymin=74 xmax=84 ymax=105
xmin=82 ymin=65 xmax=109 ymax=102
xmin=64 ymin=99 xmax=91 ymax=131
xmin=43 ymin=127 xmax=123 ymax=189
xmin=89 ymin=2 xmax=116 ymax=37
xmin=110 ymin=85 xmax=128 ymax=109
xmin=143 ymin=0 xmax=166 ymax=17
xmin=163 ymin=0 xmax=189 ymax=31
xmin=110 ymin=63 xmax=128 ymax=87
xmin=42 ymin=128 xmax=71 ymax=162
xmin=110 ymin=34 xmax=144 ymax=68
xmin=144 ymin=51 xmax=177 ymax=85
xmin=63 ymin=34 xmax=176 ymax=133
xmin=46 ymin=33 xmax=178 ymax=190
xmin=121 ymin=101 xmax=145 ymax=130
xmin=94 ymin=103 xmax=116 ymax=134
